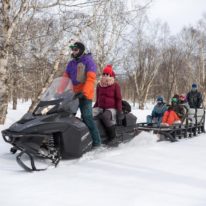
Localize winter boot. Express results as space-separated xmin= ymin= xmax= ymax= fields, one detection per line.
xmin=105 ymin=125 xmax=118 ymax=146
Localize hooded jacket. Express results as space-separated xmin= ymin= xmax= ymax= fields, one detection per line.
xmin=59 ymin=53 xmax=97 ymax=100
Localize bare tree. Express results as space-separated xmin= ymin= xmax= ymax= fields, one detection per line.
xmin=81 ymin=0 xmax=151 ymax=75
xmin=0 ymin=0 xmax=104 ymax=123
xmin=0 ymin=0 xmax=30 ymax=123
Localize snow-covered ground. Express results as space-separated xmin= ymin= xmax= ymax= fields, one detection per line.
xmin=0 ymin=101 xmax=206 ymax=206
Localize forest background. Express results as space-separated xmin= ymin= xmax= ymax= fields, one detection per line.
xmin=0 ymin=0 xmax=206 ymax=124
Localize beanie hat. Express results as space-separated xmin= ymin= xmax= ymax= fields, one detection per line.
xmin=173 ymin=94 xmax=179 ymax=99
xmin=192 ymin=83 xmax=197 ymax=88
xmin=103 ymin=65 xmax=115 ymax=77
xmin=156 ymin=96 xmax=163 ymax=102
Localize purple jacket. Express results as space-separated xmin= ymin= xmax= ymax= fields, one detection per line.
xmin=65 ymin=53 xmax=97 ymax=86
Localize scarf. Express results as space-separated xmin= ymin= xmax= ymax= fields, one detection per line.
xmin=99 ymin=76 xmax=115 ymax=87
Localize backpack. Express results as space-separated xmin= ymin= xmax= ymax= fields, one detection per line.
xmin=122 ymin=100 xmax=131 ymax=114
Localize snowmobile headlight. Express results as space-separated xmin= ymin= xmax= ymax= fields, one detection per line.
xmin=3 ymin=135 xmax=12 ymax=143
xmin=41 ymin=105 xmax=56 ymax=115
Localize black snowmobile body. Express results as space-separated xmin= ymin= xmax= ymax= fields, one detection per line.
xmin=1 ymin=77 xmax=138 ymax=171
xmin=137 ymin=107 xmax=205 ymax=142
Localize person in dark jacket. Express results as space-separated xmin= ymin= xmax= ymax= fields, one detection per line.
xmin=186 ymin=83 xmax=203 ymax=108
xmin=93 ymin=65 xmax=124 ymax=143
xmin=57 ymin=42 xmax=101 ymax=147
xmin=147 ymin=96 xmax=167 ymax=126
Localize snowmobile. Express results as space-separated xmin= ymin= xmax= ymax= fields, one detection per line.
xmin=137 ymin=107 xmax=205 ymax=142
xmin=1 ymin=77 xmax=138 ymax=172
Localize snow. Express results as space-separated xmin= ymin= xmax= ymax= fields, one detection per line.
xmin=0 ymin=101 xmax=206 ymax=206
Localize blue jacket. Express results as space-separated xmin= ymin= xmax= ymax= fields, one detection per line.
xmin=151 ymin=103 xmax=168 ymax=118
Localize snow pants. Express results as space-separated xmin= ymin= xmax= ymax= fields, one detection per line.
xmin=147 ymin=115 xmax=162 ymax=126
xmin=79 ymin=98 xmax=101 ymax=146
xmin=93 ymin=108 xmax=117 ymax=140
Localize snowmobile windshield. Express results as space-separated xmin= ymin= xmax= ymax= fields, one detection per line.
xmin=34 ymin=77 xmax=79 ymax=115
xmin=40 ymin=77 xmax=73 ymax=101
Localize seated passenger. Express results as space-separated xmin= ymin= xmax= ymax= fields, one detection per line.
xmin=93 ymin=65 xmax=124 ymax=142
xmin=171 ymin=95 xmax=187 ymax=120
xmin=178 ymin=94 xmax=189 ymax=122
xmin=147 ymin=96 xmax=167 ymax=126
xmin=179 ymin=94 xmax=189 ymax=108
xmin=161 ymin=98 xmax=181 ymax=126
xmin=172 ymin=94 xmax=180 ymax=102
xmin=186 ymin=83 xmax=203 ymax=108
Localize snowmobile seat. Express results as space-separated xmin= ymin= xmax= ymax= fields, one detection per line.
xmin=122 ymin=113 xmax=137 ymax=126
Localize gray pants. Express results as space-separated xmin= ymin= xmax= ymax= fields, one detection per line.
xmin=93 ymin=107 xmax=117 ymax=127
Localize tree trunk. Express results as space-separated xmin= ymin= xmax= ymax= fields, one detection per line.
xmin=0 ymin=56 xmax=9 ymax=124
xmin=12 ymin=77 xmax=17 ymax=110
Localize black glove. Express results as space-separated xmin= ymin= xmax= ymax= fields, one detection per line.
xmin=73 ymin=92 xmax=85 ymax=100
xmin=116 ymin=111 xmax=124 ymax=125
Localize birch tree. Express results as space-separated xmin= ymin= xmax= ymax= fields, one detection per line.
xmin=123 ymin=19 xmax=163 ymax=109
xmin=0 ymin=0 xmax=30 ymax=123
xmin=0 ymin=0 xmax=103 ymax=123
xmin=82 ymin=0 xmax=151 ymax=74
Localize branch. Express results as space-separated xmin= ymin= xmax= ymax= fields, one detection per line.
xmin=5 ymin=0 xmax=29 ymax=45
xmin=30 ymin=0 xmax=103 ymax=9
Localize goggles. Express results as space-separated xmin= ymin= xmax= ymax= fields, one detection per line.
xmin=71 ymin=48 xmax=79 ymax=52
xmin=102 ymin=73 xmax=111 ymax=77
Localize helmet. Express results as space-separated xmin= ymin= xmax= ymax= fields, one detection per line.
xmin=69 ymin=42 xmax=85 ymax=58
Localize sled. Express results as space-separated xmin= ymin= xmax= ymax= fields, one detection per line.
xmin=137 ymin=108 xmax=205 ymax=142
xmin=1 ymin=77 xmax=138 ymax=172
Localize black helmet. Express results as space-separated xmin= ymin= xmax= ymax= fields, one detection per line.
xmin=69 ymin=42 xmax=85 ymax=59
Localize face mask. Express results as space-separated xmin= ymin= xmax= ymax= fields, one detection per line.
xmin=191 ymin=88 xmax=197 ymax=92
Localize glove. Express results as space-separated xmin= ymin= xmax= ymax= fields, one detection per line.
xmin=73 ymin=92 xmax=85 ymax=100
xmin=116 ymin=111 xmax=124 ymax=125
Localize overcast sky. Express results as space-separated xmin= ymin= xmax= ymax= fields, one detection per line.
xmin=137 ymin=0 xmax=206 ymax=34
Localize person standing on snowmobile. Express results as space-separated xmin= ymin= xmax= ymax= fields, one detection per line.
xmin=186 ymin=83 xmax=203 ymax=109
xmin=58 ymin=41 xmax=101 ymax=147
xmin=93 ymin=65 xmax=124 ymax=144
